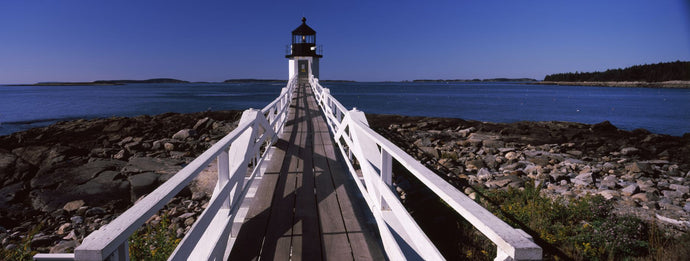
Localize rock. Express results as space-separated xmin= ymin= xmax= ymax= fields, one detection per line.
xmin=632 ymin=192 xmax=658 ymax=202
xmin=482 ymin=139 xmax=505 ymax=149
xmin=505 ymin=152 xmax=519 ymax=161
xmin=670 ymin=184 xmax=690 ymax=195
xmin=57 ymin=223 xmax=72 ymax=235
xmin=31 ymin=234 xmax=57 ymax=248
xmin=113 ymin=149 xmax=129 ymax=160
xmin=63 ymin=200 xmax=85 ymax=212
xmin=70 ymin=216 xmax=83 ymax=225
xmin=173 ymin=129 xmax=196 ymax=140
xmin=164 ymin=142 xmax=175 ymax=151
xmin=128 ymin=172 xmax=159 ymax=202
xmin=49 ymin=240 xmax=77 ymax=253
xmin=600 ymin=175 xmax=618 ymax=189
xmin=419 ymin=147 xmax=439 ymax=158
xmin=626 ymin=162 xmax=652 ymax=174
xmin=599 ymin=190 xmax=620 ymax=200
xmin=12 ymin=146 xmax=50 ymax=166
xmin=85 ymin=207 xmax=106 ymax=217
xmin=184 ymin=217 xmax=195 ymax=227
xmin=572 ymin=172 xmax=594 ymax=186
xmin=591 ymin=120 xmax=618 ymax=132
xmin=684 ymin=202 xmax=690 ymax=213
xmin=457 ymin=127 xmax=476 ymax=137
xmin=0 ymin=183 xmax=23 ymax=209
xmin=465 ymin=159 xmax=485 ymax=171
xmin=476 ymin=168 xmax=492 ymax=181
xmin=193 ymin=117 xmax=213 ymax=131
xmin=122 ymin=157 xmax=183 ymax=174
xmin=620 ymin=147 xmax=640 ymax=156
xmin=622 ymin=184 xmax=640 ymax=196
xmin=662 ymin=190 xmax=683 ymax=199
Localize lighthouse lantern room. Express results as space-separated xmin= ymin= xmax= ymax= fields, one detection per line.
xmin=286 ymin=17 xmax=322 ymax=79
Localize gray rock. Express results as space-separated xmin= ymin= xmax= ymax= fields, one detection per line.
xmin=662 ymin=190 xmax=683 ymax=199
xmin=85 ymin=207 xmax=106 ymax=217
xmin=600 ymin=175 xmax=618 ymax=189
xmin=622 ymin=184 xmax=640 ymax=196
xmin=572 ymin=172 xmax=594 ymax=186
xmin=173 ymin=129 xmax=196 ymax=140
xmin=670 ymin=184 xmax=690 ymax=195
xmin=465 ymin=159 xmax=485 ymax=171
xmin=0 ymin=183 xmax=23 ymax=209
xmin=31 ymin=234 xmax=57 ymax=248
xmin=122 ymin=157 xmax=183 ymax=174
xmin=476 ymin=168 xmax=492 ymax=181
xmin=193 ymin=117 xmax=213 ymax=131
xmin=620 ymin=147 xmax=640 ymax=156
xmin=419 ymin=147 xmax=439 ymax=158
xmin=70 ymin=216 xmax=83 ymax=224
xmin=129 ymin=172 xmax=159 ymax=202
xmin=11 ymin=146 xmax=50 ymax=166
xmin=457 ymin=127 xmax=476 ymax=137
xmin=684 ymin=202 xmax=690 ymax=213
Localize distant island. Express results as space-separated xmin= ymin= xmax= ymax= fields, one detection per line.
xmin=412 ymin=78 xmax=537 ymax=83
xmin=11 ymin=78 xmax=189 ymax=86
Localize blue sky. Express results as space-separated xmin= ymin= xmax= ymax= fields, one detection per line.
xmin=1 ymin=0 xmax=688 ymax=83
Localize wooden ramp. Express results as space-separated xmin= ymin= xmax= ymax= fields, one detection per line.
xmin=229 ymin=80 xmax=386 ymax=260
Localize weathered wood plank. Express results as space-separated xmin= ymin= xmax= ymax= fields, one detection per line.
xmin=321 ymin=133 xmax=386 ymax=261
xmin=291 ymin=84 xmax=322 ymax=260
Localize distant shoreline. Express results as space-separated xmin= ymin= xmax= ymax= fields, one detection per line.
xmin=530 ymin=80 xmax=690 ymax=88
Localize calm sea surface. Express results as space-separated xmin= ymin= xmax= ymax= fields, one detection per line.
xmin=0 ymin=82 xmax=688 ymax=136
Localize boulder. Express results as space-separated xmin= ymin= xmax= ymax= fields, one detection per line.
xmin=600 ymin=175 xmax=618 ymax=189
xmin=599 ymin=190 xmax=620 ymax=200
xmin=129 ymin=172 xmax=160 ymax=201
xmin=669 ymin=184 xmax=690 ymax=195
xmin=121 ymin=157 xmax=183 ymax=175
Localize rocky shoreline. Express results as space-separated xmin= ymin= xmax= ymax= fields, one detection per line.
xmin=0 ymin=111 xmax=242 ymax=254
xmin=365 ymin=114 xmax=690 ymax=235
xmin=1 ymin=111 xmax=689 ymax=255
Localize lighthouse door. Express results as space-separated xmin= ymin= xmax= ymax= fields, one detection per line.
xmin=298 ymin=60 xmax=308 ymax=77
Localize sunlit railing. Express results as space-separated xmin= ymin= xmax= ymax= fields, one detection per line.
xmin=309 ymin=76 xmax=542 ymax=260
xmin=34 ymin=76 xmax=297 ymax=261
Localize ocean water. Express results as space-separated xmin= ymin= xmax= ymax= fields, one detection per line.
xmin=0 ymin=82 xmax=688 ymax=136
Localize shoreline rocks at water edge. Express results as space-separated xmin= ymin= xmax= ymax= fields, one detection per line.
xmin=0 ymin=111 xmax=242 ymax=254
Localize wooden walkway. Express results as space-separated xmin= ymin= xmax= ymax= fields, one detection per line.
xmin=229 ymin=79 xmax=386 ymax=260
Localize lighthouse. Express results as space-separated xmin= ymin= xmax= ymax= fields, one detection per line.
xmin=286 ymin=17 xmax=322 ymax=80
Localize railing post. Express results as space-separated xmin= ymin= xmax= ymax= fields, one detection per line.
xmin=380 ymin=149 xmax=392 ymax=211
xmin=217 ymin=149 xmax=230 ymax=210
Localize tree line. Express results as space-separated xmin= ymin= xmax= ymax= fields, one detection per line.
xmin=544 ymin=61 xmax=690 ymax=82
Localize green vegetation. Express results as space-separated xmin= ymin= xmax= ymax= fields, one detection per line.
xmin=0 ymin=224 xmax=42 ymax=261
xmin=544 ymin=60 xmax=690 ymax=82
xmin=128 ymin=214 xmax=181 ymax=260
xmin=473 ymin=181 xmax=690 ymax=260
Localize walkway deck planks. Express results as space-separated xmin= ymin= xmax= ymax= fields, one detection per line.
xmin=229 ymin=80 xmax=385 ymax=260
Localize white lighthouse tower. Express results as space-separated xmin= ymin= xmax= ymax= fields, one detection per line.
xmin=286 ymin=17 xmax=322 ymax=80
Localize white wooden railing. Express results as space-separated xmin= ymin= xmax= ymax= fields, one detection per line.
xmin=309 ymin=76 xmax=542 ymax=261
xmin=34 ymin=76 xmax=298 ymax=261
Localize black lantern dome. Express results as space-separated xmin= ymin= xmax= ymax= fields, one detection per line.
xmin=286 ymin=17 xmax=322 ymax=58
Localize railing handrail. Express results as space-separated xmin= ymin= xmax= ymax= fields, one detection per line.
xmin=309 ymin=77 xmax=542 ymax=260
xmin=36 ymin=76 xmax=298 ymax=261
